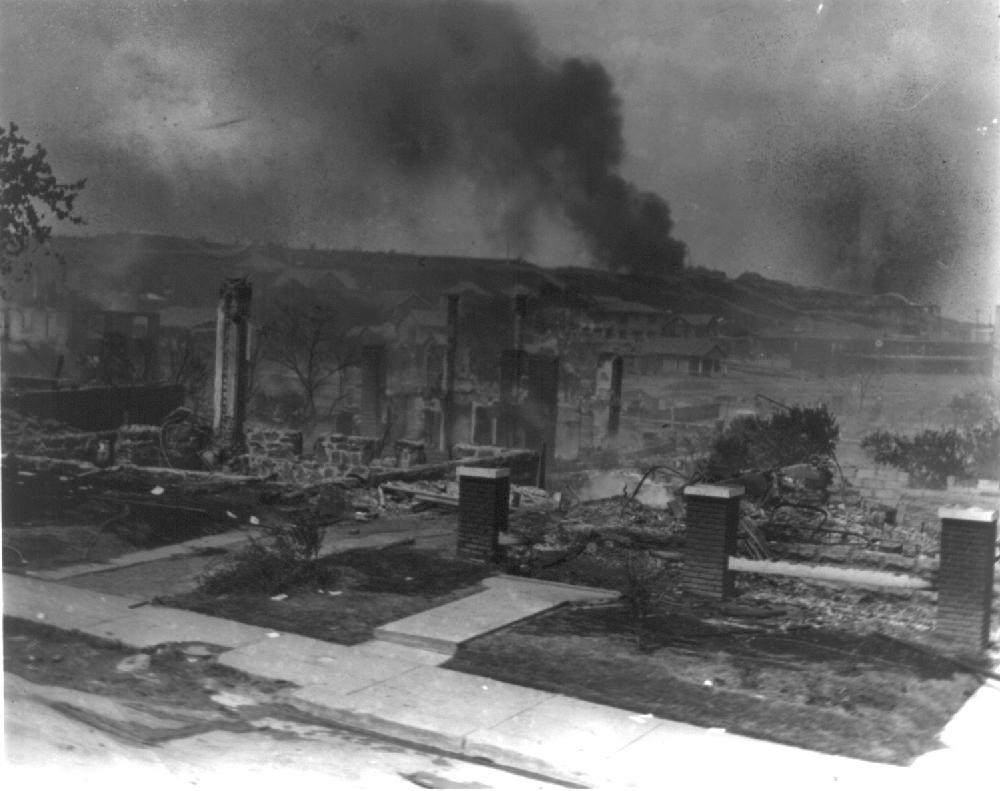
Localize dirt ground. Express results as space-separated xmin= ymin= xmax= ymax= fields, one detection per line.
xmin=3 ymin=615 xmax=299 ymax=741
xmin=2 ymin=464 xmax=285 ymax=571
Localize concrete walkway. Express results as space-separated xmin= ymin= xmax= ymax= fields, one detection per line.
xmin=374 ymin=575 xmax=616 ymax=653
xmin=4 ymin=572 xmax=996 ymax=787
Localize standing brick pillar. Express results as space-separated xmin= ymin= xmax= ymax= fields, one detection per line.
xmin=456 ymin=467 xmax=510 ymax=563
xmin=683 ymin=484 xmax=743 ymax=598
xmin=937 ymin=507 xmax=998 ymax=650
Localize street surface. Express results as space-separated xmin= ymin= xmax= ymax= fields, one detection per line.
xmin=4 ymin=672 xmax=564 ymax=789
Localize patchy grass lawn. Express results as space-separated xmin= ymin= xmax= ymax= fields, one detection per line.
xmin=444 ymin=601 xmax=980 ymax=764
xmin=445 ymin=546 xmax=983 ymax=765
xmin=163 ymin=546 xmax=496 ymax=645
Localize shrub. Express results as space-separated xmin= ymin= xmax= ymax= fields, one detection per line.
xmin=949 ymin=391 xmax=999 ymax=426
xmin=198 ymin=511 xmax=331 ymax=596
xmin=861 ymin=420 xmax=1000 ymax=489
xmin=622 ymin=550 xmax=665 ymax=623
xmin=704 ymin=404 xmax=839 ymax=479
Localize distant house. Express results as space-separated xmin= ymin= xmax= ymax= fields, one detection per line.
xmin=440 ymin=281 xmax=490 ymax=308
xmin=0 ymin=303 xmax=74 ymax=382
xmin=393 ymin=307 xmax=474 ymax=390
xmin=346 ymin=323 xmax=397 ymax=344
xmin=502 ymin=283 xmax=538 ymax=302
xmin=397 ymin=308 xmax=449 ymax=346
xmin=68 ymin=309 xmax=161 ymax=384
xmin=636 ymin=338 xmax=728 ymax=376
xmin=2 ymin=299 xmax=192 ymax=386
xmin=582 ymin=297 xmax=673 ymax=341
xmin=670 ymin=313 xmax=723 ymax=338
xmin=373 ymin=290 xmax=432 ymax=324
xmin=1 ymin=304 xmax=72 ymax=351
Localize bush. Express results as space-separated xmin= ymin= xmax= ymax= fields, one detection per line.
xmin=949 ymin=391 xmax=999 ymax=426
xmin=704 ymin=404 xmax=839 ymax=479
xmin=861 ymin=420 xmax=1000 ymax=489
xmin=622 ymin=550 xmax=665 ymax=623
xmin=199 ymin=512 xmax=331 ymax=596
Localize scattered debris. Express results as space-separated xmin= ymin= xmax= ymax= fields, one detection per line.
xmin=180 ymin=645 xmax=215 ymax=657
xmin=210 ymin=691 xmax=258 ymax=709
xmin=115 ymin=654 xmax=151 ymax=673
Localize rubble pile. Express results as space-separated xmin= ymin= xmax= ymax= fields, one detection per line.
xmin=376 ymin=478 xmax=555 ymax=514
xmin=735 ymin=470 xmax=943 ymax=576
xmin=2 ymin=408 xmax=76 ymax=437
xmin=1 ymin=409 xmax=111 ymax=463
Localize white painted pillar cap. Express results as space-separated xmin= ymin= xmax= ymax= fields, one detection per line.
xmin=938 ymin=507 xmax=999 ymax=523
xmin=457 ymin=466 xmax=511 ymax=480
xmin=683 ymin=484 xmax=744 ymax=499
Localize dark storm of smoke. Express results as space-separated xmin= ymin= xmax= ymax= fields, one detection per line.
xmin=741 ymin=0 xmax=996 ymax=301
xmin=333 ymin=2 xmax=687 ymax=273
xmin=773 ymin=124 xmax=964 ymax=300
xmin=2 ymin=0 xmax=686 ymax=274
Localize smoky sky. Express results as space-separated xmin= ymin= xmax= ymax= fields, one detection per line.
xmin=1 ymin=0 xmax=997 ymax=313
xmin=0 ymin=0 xmax=685 ymax=275
xmin=528 ymin=0 xmax=998 ymax=312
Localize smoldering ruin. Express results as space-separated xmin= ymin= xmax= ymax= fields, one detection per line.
xmin=2 ymin=0 xmax=999 ymax=779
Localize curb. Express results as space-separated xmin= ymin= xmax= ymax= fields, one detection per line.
xmin=280 ymin=688 xmax=592 ymax=787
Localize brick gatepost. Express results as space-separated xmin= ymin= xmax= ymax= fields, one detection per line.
xmin=456 ymin=467 xmax=510 ymax=563
xmin=683 ymin=484 xmax=744 ymax=599
xmin=936 ymin=506 xmax=998 ymax=650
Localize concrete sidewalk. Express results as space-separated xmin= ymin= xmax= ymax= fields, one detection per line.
xmin=4 ymin=572 xmax=995 ymax=788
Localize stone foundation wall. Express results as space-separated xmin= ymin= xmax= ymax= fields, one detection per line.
xmin=10 ymin=419 xmax=539 ymax=488
xmin=114 ymin=425 xmax=165 ymax=467
xmin=241 ymin=456 xmax=345 ymax=486
xmin=246 ymin=427 xmax=303 ymax=460
xmin=4 ymin=430 xmax=115 ymax=464
xmin=5 ymin=425 xmax=167 ymax=467
xmin=314 ymin=434 xmax=379 ymax=467
xmin=240 ymin=431 xmax=383 ymax=483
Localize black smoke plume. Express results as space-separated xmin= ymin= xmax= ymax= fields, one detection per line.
xmin=0 ymin=0 xmax=685 ymax=274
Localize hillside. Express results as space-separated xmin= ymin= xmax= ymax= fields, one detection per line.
xmin=11 ymin=233 xmax=965 ymax=339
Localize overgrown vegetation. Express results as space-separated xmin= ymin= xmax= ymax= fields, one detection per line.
xmin=199 ymin=509 xmax=337 ymax=596
xmin=861 ymin=420 xmax=1000 ymax=489
xmin=168 ymin=543 xmax=495 ymax=645
xmin=621 ymin=550 xmax=665 ymax=625
xmin=703 ymin=404 xmax=840 ymax=480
